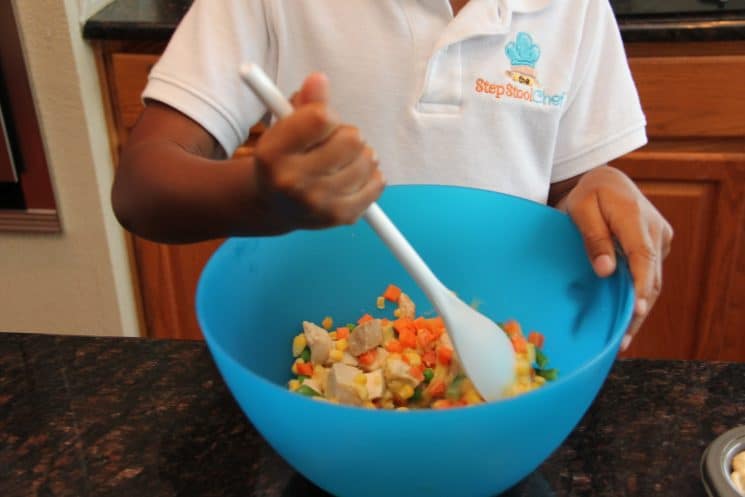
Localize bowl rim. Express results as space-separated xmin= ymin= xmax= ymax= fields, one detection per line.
xmin=701 ymin=426 xmax=745 ymax=497
xmin=196 ymin=184 xmax=636 ymax=415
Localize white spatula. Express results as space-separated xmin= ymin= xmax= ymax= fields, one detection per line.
xmin=239 ymin=63 xmax=516 ymax=402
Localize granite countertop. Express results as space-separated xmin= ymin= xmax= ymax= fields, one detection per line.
xmin=82 ymin=0 xmax=745 ymax=43
xmin=1 ymin=332 xmax=743 ymax=497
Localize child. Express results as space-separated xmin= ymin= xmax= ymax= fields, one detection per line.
xmin=111 ymin=0 xmax=672 ymax=350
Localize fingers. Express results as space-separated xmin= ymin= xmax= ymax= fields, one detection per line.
xmin=303 ymin=168 xmax=386 ymax=228
xmin=620 ymin=217 xmax=671 ymax=351
xmin=567 ymin=192 xmax=617 ymax=277
xmin=295 ymin=72 xmax=330 ymax=106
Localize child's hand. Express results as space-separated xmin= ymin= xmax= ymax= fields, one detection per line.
xmin=253 ymin=73 xmax=385 ymax=231
xmin=557 ymin=166 xmax=673 ymax=351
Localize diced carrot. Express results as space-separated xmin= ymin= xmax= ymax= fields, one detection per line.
xmin=428 ymin=380 xmax=446 ymax=398
xmin=437 ymin=346 xmax=453 ymax=366
xmin=422 ymin=350 xmax=437 ymax=367
xmin=399 ymin=329 xmax=417 ymax=349
xmin=336 ymin=327 xmax=350 ymax=340
xmin=321 ymin=316 xmax=333 ymax=330
xmin=502 ymin=319 xmax=522 ymax=337
xmin=425 ymin=317 xmax=445 ymax=332
xmin=357 ymin=314 xmax=374 ymax=324
xmin=382 ymin=284 xmax=402 ymax=302
xmin=432 ymin=399 xmax=454 ymax=409
xmin=511 ymin=335 xmax=528 ymax=354
xmin=410 ymin=364 xmax=425 ymax=382
xmin=393 ymin=318 xmax=414 ymax=334
xmin=358 ymin=349 xmax=377 ymax=366
xmin=417 ymin=329 xmax=435 ymax=348
xmin=385 ymin=339 xmax=403 ymax=353
xmin=296 ymin=362 xmax=314 ymax=377
xmin=528 ymin=331 xmax=544 ymax=348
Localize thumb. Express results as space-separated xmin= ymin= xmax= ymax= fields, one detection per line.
xmin=569 ymin=195 xmax=617 ymax=277
xmin=294 ymin=72 xmax=329 ymax=107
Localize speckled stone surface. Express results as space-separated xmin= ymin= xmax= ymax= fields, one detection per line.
xmin=82 ymin=0 xmax=745 ymax=43
xmin=1 ymin=333 xmax=743 ymax=497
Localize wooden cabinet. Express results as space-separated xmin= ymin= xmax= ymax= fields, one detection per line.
xmin=92 ymin=40 xmax=745 ymax=360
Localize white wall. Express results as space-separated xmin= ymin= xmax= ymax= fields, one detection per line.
xmin=77 ymin=0 xmax=114 ymax=23
xmin=0 ymin=0 xmax=139 ymax=337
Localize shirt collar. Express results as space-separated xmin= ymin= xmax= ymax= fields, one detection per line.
xmin=504 ymin=0 xmax=552 ymax=14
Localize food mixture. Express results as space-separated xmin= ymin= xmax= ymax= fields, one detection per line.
xmin=733 ymin=450 xmax=745 ymax=495
xmin=287 ymin=284 xmax=558 ymax=409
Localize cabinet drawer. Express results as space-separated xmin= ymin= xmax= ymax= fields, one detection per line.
xmin=629 ymin=55 xmax=745 ymax=138
xmin=110 ymin=53 xmax=159 ymax=132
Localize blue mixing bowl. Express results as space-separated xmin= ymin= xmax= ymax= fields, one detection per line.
xmin=196 ymin=185 xmax=634 ymax=497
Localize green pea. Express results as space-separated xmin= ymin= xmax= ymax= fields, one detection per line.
xmin=535 ymin=349 xmax=549 ymax=369
xmin=423 ymin=368 xmax=435 ymax=382
xmin=296 ymin=385 xmax=320 ymax=397
xmin=300 ymin=347 xmax=311 ymax=362
xmin=537 ymin=368 xmax=559 ymax=381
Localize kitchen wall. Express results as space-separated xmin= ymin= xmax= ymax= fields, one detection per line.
xmin=0 ymin=0 xmax=138 ymax=337
xmin=76 ymin=0 xmax=113 ymax=23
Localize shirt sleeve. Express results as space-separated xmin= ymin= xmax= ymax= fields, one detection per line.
xmin=141 ymin=0 xmax=276 ymax=156
xmin=550 ymin=0 xmax=647 ymax=183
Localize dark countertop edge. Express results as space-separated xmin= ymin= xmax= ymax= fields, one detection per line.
xmin=619 ymin=18 xmax=745 ymax=43
xmin=81 ymin=17 xmax=745 ymax=43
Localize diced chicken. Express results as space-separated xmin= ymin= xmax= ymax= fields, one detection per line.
xmin=358 ymin=347 xmax=388 ymax=372
xmin=326 ymin=363 xmax=366 ymax=406
xmin=365 ymin=369 xmax=385 ymax=400
xmin=341 ymin=352 xmax=359 ymax=367
xmin=397 ymin=293 xmax=416 ymax=319
xmin=348 ymin=319 xmax=384 ymax=356
xmin=303 ymin=321 xmax=332 ymax=365
xmin=384 ymin=356 xmax=422 ymax=387
xmin=302 ymin=377 xmax=323 ymax=395
xmin=734 ymin=451 xmax=745 ymax=473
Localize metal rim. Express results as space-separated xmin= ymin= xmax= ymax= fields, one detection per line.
xmin=701 ymin=426 xmax=745 ymax=497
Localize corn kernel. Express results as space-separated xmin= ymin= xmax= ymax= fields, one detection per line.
xmin=321 ymin=316 xmax=333 ymax=330
xmin=403 ymin=351 xmax=422 ymax=367
xmin=291 ymin=363 xmax=299 ymax=375
xmin=535 ymin=375 xmax=546 ymax=386
xmin=355 ymin=385 xmax=369 ymax=401
xmin=288 ymin=379 xmax=301 ymax=391
xmin=292 ymin=334 xmax=307 ymax=357
xmin=382 ymin=325 xmax=395 ymax=343
xmin=393 ymin=309 xmax=401 ymax=318
xmin=463 ymin=389 xmax=482 ymax=405
xmin=354 ymin=373 xmax=367 ymax=385
xmin=329 ymin=349 xmax=344 ymax=362
xmin=397 ymin=384 xmax=415 ymax=400
xmin=328 ymin=331 xmax=337 ymax=340
xmin=527 ymin=343 xmax=536 ymax=364
xmin=516 ymin=358 xmax=531 ymax=376
xmin=336 ymin=339 xmax=348 ymax=352
xmin=376 ymin=296 xmax=385 ymax=309
xmin=382 ymin=400 xmax=395 ymax=409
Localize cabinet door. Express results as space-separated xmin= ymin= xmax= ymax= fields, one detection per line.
xmin=612 ymin=147 xmax=745 ymax=360
xmin=104 ymin=50 xmax=264 ymax=340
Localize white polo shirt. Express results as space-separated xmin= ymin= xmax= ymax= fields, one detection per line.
xmin=143 ymin=0 xmax=647 ymax=204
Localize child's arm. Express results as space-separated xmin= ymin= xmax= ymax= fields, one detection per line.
xmin=548 ymin=165 xmax=673 ymax=350
xmin=112 ymin=74 xmax=384 ymax=244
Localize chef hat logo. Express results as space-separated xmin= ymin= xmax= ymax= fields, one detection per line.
xmin=505 ymin=32 xmax=541 ymax=69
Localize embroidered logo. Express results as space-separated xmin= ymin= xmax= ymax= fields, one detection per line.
xmin=505 ymin=32 xmax=541 ymax=87
xmin=474 ymin=32 xmax=566 ymax=108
